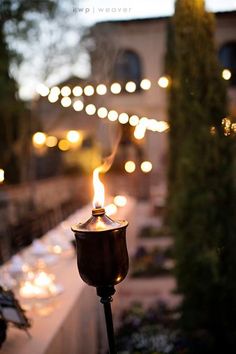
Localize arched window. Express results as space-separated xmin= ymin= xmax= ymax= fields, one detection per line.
xmin=219 ymin=42 xmax=236 ymax=86
xmin=113 ymin=50 xmax=142 ymax=89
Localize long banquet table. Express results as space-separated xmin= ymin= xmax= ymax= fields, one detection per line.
xmin=0 ymin=197 xmax=136 ymax=354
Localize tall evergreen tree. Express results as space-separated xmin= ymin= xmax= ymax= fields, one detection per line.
xmin=166 ymin=0 xmax=236 ymax=351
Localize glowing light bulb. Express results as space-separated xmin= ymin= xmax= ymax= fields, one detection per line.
xmin=85 ymin=104 xmax=96 ymax=115
xmin=72 ymin=86 xmax=83 ymax=97
xmin=36 ymin=84 xmax=49 ymax=97
xmin=158 ymin=76 xmax=169 ymax=88
xmin=32 ymin=132 xmax=46 ymax=146
xmin=125 ymin=81 xmax=136 ymax=93
xmin=96 ymin=84 xmax=107 ymax=95
xmin=114 ymin=195 xmax=127 ymax=207
xmin=0 ymin=169 xmax=4 ymax=183
xmin=129 ymin=115 xmax=140 ymax=126
xmin=73 ymin=100 xmax=84 ymax=111
xmin=48 ymin=94 xmax=58 ymax=103
xmin=58 ymin=139 xmax=70 ymax=151
xmin=111 ymin=83 xmax=122 ymax=94
xmin=125 ymin=161 xmax=136 ymax=173
xmin=108 ymin=110 xmax=118 ymax=121
xmin=61 ymin=97 xmax=72 ymax=107
xmin=46 ymin=136 xmax=58 ymax=147
xmin=222 ymin=69 xmax=231 ymax=80
xmin=141 ymin=161 xmax=153 ymax=173
xmin=140 ymin=79 xmax=151 ymax=90
xmin=61 ymin=86 xmax=71 ymax=96
xmin=84 ymin=85 xmax=94 ymax=96
xmin=50 ymin=86 xmax=60 ymax=96
xmin=97 ymin=107 xmax=108 ymax=118
xmin=118 ymin=113 xmax=129 ymax=124
xmin=66 ymin=130 xmax=81 ymax=143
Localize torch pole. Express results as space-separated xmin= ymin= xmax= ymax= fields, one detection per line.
xmin=97 ymin=286 xmax=117 ymax=354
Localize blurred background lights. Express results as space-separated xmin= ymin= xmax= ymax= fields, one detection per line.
xmin=61 ymin=97 xmax=71 ymax=107
xmin=140 ymin=79 xmax=151 ymax=90
xmin=46 ymin=136 xmax=58 ymax=148
xmin=48 ymin=94 xmax=58 ymax=103
xmin=108 ymin=110 xmax=118 ymax=121
xmin=141 ymin=161 xmax=153 ymax=173
xmin=96 ymin=84 xmax=107 ymax=95
xmin=125 ymin=161 xmax=136 ymax=173
xmin=158 ymin=76 xmax=169 ymax=88
xmin=61 ymin=86 xmax=71 ymax=96
xmin=84 ymin=85 xmax=95 ymax=96
xmin=125 ymin=81 xmax=136 ymax=93
xmin=97 ymin=107 xmax=108 ymax=118
xmin=32 ymin=132 xmax=46 ymax=146
xmin=105 ymin=203 xmax=118 ymax=216
xmin=58 ymin=139 xmax=70 ymax=151
xmin=72 ymin=86 xmax=83 ymax=97
xmin=50 ymin=86 xmax=60 ymax=96
xmin=85 ymin=104 xmax=96 ymax=115
xmin=113 ymin=195 xmax=127 ymax=207
xmin=36 ymin=84 xmax=49 ymax=97
xmin=129 ymin=115 xmax=140 ymax=126
xmin=66 ymin=130 xmax=81 ymax=144
xmin=0 ymin=169 xmax=5 ymax=183
xmin=118 ymin=113 xmax=129 ymax=124
xmin=222 ymin=69 xmax=231 ymax=80
xmin=73 ymin=100 xmax=84 ymax=111
xmin=134 ymin=125 xmax=146 ymax=140
xmin=111 ymin=82 xmax=122 ymax=94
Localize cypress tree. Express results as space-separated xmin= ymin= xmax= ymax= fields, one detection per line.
xmin=166 ymin=0 xmax=236 ymax=351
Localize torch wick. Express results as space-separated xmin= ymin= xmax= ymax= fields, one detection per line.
xmin=92 ymin=208 xmax=105 ymax=216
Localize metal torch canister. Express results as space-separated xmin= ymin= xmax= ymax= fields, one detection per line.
xmin=71 ymin=207 xmax=129 ymax=288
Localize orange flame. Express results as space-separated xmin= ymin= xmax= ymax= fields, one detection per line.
xmin=92 ymin=131 xmax=121 ymax=209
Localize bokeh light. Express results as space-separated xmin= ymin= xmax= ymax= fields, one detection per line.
xmin=141 ymin=161 xmax=153 ymax=173
xmin=125 ymin=161 xmax=136 ymax=173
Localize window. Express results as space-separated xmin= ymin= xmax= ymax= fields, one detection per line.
xmin=113 ymin=50 xmax=142 ymax=88
xmin=219 ymin=42 xmax=236 ymax=86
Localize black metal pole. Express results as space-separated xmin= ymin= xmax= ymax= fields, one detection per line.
xmin=97 ymin=286 xmax=117 ymax=354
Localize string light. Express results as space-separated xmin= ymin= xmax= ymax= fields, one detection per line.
xmin=0 ymin=169 xmax=5 ymax=183
xmin=118 ymin=113 xmax=129 ymax=124
xmin=134 ymin=124 xmax=146 ymax=140
xmin=32 ymin=132 xmax=46 ymax=146
xmin=125 ymin=81 xmax=136 ymax=93
xmin=84 ymin=85 xmax=95 ymax=96
xmin=36 ymin=84 xmax=49 ymax=97
xmin=61 ymin=97 xmax=72 ymax=107
xmin=66 ymin=130 xmax=81 ymax=144
xmin=46 ymin=136 xmax=58 ymax=147
xmin=140 ymin=79 xmax=151 ymax=90
xmin=48 ymin=94 xmax=59 ymax=103
xmin=61 ymin=86 xmax=71 ymax=96
xmin=108 ymin=110 xmax=118 ymax=121
xmin=58 ymin=139 xmax=70 ymax=151
xmin=110 ymin=82 xmax=122 ymax=94
xmin=141 ymin=161 xmax=153 ymax=173
xmin=73 ymin=100 xmax=84 ymax=111
xmin=222 ymin=69 xmax=231 ymax=81
xmin=158 ymin=76 xmax=169 ymax=88
xmin=129 ymin=115 xmax=140 ymax=126
xmin=73 ymin=86 xmax=83 ymax=97
xmin=50 ymin=87 xmax=60 ymax=96
xmin=96 ymin=84 xmax=107 ymax=95
xmin=125 ymin=161 xmax=136 ymax=173
xmin=85 ymin=104 xmax=96 ymax=115
xmin=97 ymin=107 xmax=108 ymax=118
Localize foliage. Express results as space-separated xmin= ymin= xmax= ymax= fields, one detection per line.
xmin=166 ymin=0 xmax=236 ymax=351
xmin=131 ymin=246 xmax=174 ymax=278
xmin=0 ymin=0 xmax=56 ymax=183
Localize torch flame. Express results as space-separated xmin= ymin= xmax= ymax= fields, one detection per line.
xmin=92 ymin=130 xmax=121 ymax=209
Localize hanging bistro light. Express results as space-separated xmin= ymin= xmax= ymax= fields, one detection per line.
xmin=72 ymin=162 xmax=129 ymax=354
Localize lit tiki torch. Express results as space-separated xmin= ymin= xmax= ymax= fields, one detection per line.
xmin=72 ymin=156 xmax=129 ymax=354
